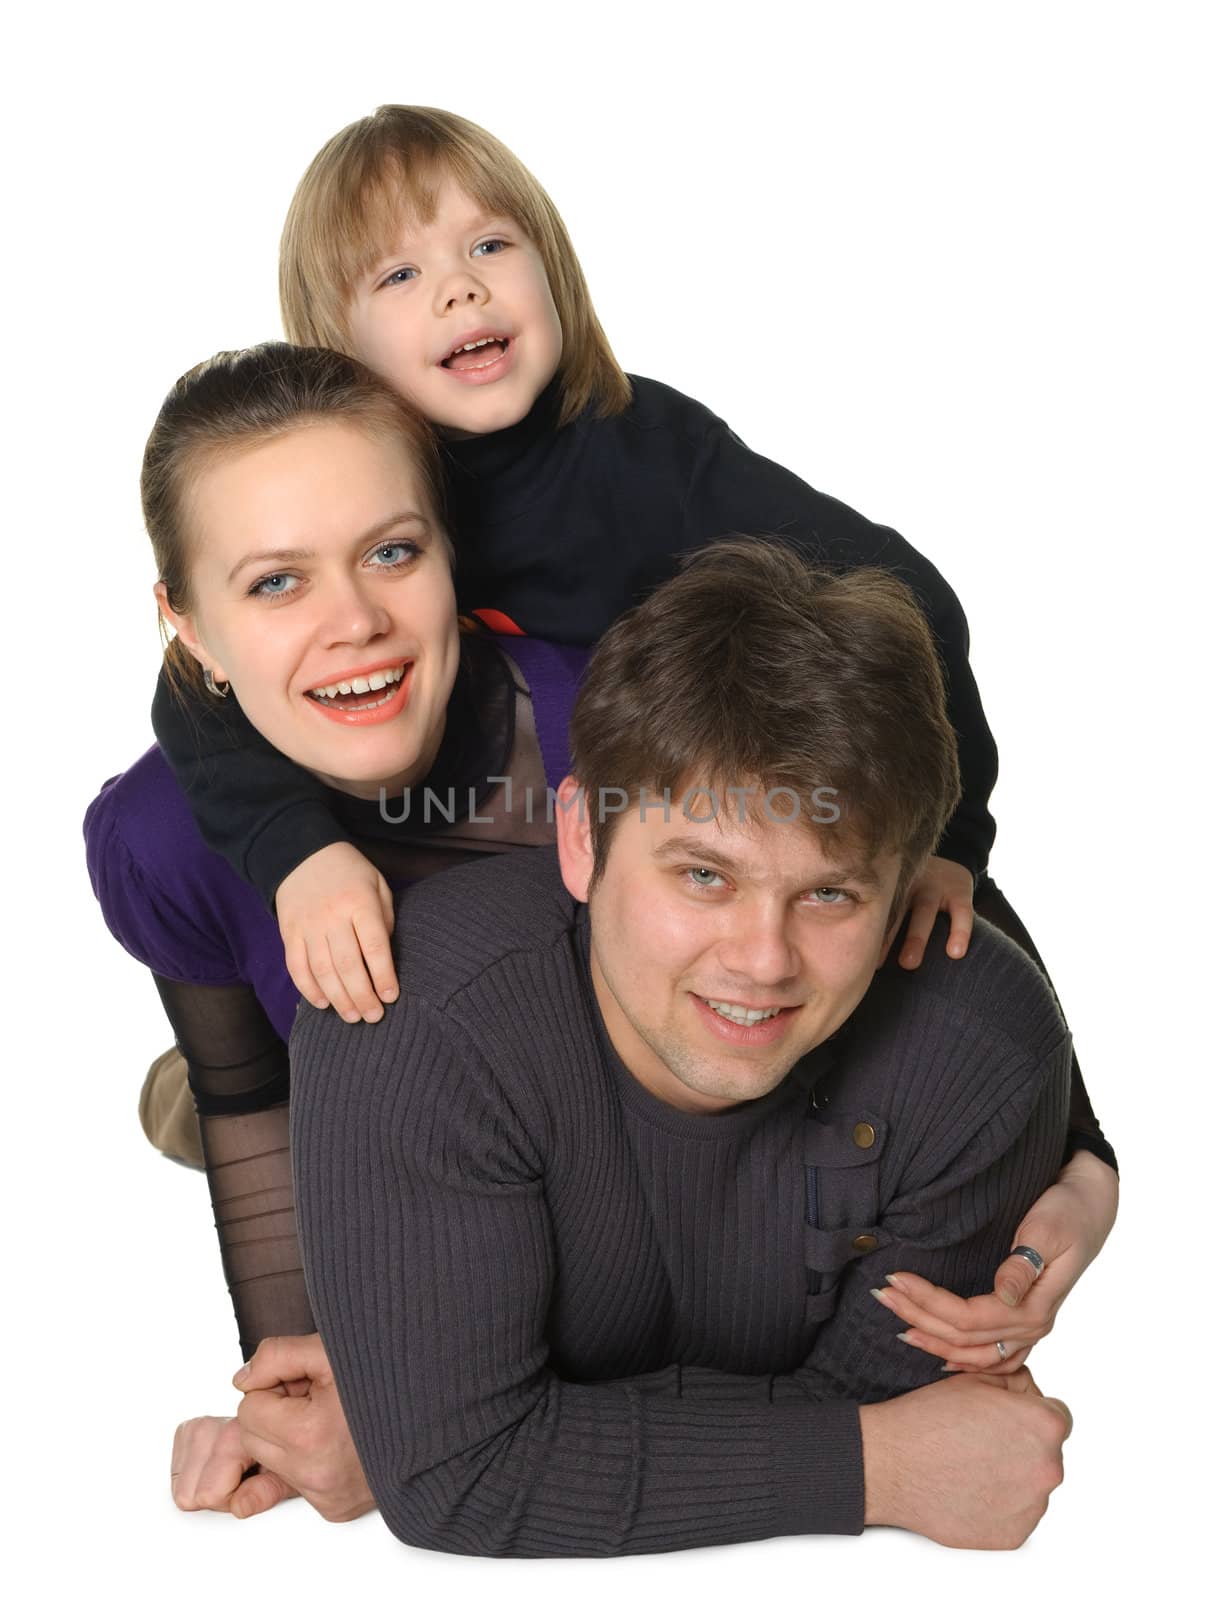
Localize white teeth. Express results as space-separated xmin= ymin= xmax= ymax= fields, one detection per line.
xmin=453 ymin=336 xmax=503 ymax=355
xmin=705 ymin=999 xmax=782 ymax=1026
xmin=311 ymin=664 xmax=405 ymax=699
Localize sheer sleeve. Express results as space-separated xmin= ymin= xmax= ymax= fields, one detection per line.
xmin=152 ymin=975 xmax=314 ymax=1360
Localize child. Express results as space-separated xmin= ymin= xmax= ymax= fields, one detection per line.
xmin=151 ymin=105 xmax=1112 ymax=1175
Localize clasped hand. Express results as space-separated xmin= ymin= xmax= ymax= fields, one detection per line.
xmin=170 ymin=1334 xmax=373 ymax=1522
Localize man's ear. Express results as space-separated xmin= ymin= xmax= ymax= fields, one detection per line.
xmin=154 ymin=581 xmax=226 ymax=682
xmin=554 ymin=775 xmax=595 ymax=903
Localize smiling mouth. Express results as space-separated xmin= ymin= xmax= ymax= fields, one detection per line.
xmin=441 ymin=336 xmax=510 ymax=371
xmin=703 ymin=999 xmax=785 ymax=1027
xmin=305 ymin=662 xmax=407 ymax=711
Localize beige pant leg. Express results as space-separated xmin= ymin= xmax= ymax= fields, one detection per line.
xmin=138 ymin=1046 xmax=204 ymax=1170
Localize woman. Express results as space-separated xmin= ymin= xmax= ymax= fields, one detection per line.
xmin=87 ymin=341 xmax=1115 ymax=1509
xmin=87 ymin=342 xmax=583 ymax=1358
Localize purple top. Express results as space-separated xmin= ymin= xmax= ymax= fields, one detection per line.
xmin=85 ymin=637 xmax=586 ymax=1038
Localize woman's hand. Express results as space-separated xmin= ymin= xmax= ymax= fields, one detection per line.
xmin=897 ymin=856 xmax=975 ymax=970
xmin=170 ymin=1414 xmax=297 ymax=1518
xmin=871 ymin=1151 xmax=1119 ymax=1371
xmin=276 ymin=842 xmax=398 ymax=1023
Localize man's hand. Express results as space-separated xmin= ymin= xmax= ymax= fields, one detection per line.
xmin=872 ymin=1150 xmax=1119 ymax=1370
xmin=233 ymin=1334 xmax=375 ymax=1523
xmin=860 ymin=1368 xmax=1071 ymax=1548
xmin=170 ymin=1414 xmax=297 ymax=1518
xmin=897 ymin=856 xmax=975 ymax=970
xmin=276 ymin=843 xmax=398 ymax=1023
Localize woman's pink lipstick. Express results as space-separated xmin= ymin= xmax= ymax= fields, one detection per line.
xmin=305 ymin=663 xmax=413 ymax=726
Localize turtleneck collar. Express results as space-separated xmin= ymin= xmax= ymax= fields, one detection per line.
xmin=441 ymin=375 xmax=566 ymax=499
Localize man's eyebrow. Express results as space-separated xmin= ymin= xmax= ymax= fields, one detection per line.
xmin=650 ymin=835 xmax=883 ymax=888
xmin=651 ymin=837 xmax=745 ymax=874
xmin=227 ymin=511 xmax=430 ymax=585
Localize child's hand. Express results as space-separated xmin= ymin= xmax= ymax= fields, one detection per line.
xmin=897 ymin=855 xmax=975 ymax=970
xmin=275 ymin=843 xmax=398 ymax=1023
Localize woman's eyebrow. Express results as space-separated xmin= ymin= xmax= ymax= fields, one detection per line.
xmin=226 ymin=512 xmax=430 ymax=584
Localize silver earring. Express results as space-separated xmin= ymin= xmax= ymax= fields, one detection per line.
xmin=203 ymin=668 xmax=230 ymax=700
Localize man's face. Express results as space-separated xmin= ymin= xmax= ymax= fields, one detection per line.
xmin=558 ymin=785 xmax=902 ymax=1113
xmin=347 ymin=176 xmax=564 ymax=438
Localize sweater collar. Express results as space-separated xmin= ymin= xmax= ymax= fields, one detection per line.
xmin=441 ymin=375 xmax=565 ymax=499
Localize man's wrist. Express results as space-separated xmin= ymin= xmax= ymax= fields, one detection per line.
xmin=857 ymin=1400 xmax=903 ymax=1530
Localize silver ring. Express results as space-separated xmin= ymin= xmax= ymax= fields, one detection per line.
xmin=995 ymin=1341 xmax=1009 ymax=1360
xmin=1010 ymin=1244 xmax=1045 ymax=1277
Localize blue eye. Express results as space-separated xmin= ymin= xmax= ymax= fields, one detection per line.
xmin=382 ymin=266 xmax=418 ymax=286
xmin=368 ymin=541 xmax=419 ymax=569
xmin=471 ymin=238 xmax=508 ymax=257
xmin=687 ymin=867 xmax=726 ymax=889
xmin=808 ymin=887 xmax=850 ymax=905
xmin=249 ymin=572 xmax=298 ymax=600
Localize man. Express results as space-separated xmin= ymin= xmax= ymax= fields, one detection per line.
xmin=224 ymin=539 xmax=1072 ymax=1552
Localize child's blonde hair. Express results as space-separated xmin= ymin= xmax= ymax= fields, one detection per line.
xmin=280 ymin=106 xmax=631 ymax=428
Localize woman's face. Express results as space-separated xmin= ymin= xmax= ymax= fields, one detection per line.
xmin=161 ymin=420 xmax=459 ymax=799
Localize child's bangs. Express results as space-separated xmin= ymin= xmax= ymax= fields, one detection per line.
xmin=339 ymin=147 xmax=549 ymax=291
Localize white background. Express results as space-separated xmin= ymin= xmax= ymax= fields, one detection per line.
xmin=5 ymin=1 xmax=1206 ymax=1593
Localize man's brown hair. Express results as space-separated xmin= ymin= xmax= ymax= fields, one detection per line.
xmin=279 ymin=105 xmax=631 ymax=427
xmin=569 ymin=538 xmax=960 ymax=904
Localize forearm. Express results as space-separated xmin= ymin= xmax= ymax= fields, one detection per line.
xmin=154 ymin=976 xmax=313 ymax=1358
xmin=311 ymin=1332 xmax=864 ymax=1554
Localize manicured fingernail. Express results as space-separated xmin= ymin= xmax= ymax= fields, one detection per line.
xmin=232 ymin=1363 xmax=250 ymax=1386
xmin=896 ymin=1331 xmax=918 ymax=1346
xmin=870 ymin=1287 xmax=890 ymax=1306
xmin=383 ymin=988 xmax=398 ymax=1003
xmin=998 ymin=1287 xmax=1021 ymax=1307
xmin=941 ymin=1362 xmax=958 ymax=1372
xmin=884 ymin=1273 xmax=901 ymax=1287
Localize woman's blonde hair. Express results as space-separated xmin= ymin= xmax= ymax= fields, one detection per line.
xmin=143 ymin=341 xmax=448 ymax=697
xmin=279 ymin=106 xmax=631 ymax=427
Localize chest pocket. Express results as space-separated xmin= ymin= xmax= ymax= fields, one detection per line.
xmin=801 ymin=1104 xmax=886 ymax=1322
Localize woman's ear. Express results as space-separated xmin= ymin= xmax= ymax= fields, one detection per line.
xmin=154 ymin=581 xmax=226 ymax=683
xmin=554 ymin=775 xmax=595 ymax=903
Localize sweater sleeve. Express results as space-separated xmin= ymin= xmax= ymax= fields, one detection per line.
xmin=291 ymin=999 xmax=864 ymax=1556
xmin=151 ymin=664 xmax=353 ymax=910
xmin=681 ymin=421 xmax=998 ymax=878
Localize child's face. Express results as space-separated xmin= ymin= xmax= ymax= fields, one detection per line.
xmin=347 ymin=177 xmax=563 ymax=437
xmin=160 ymin=420 xmax=460 ymax=800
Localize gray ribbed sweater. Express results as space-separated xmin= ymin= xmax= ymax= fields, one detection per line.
xmin=291 ymin=846 xmax=1069 ymax=1557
